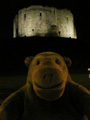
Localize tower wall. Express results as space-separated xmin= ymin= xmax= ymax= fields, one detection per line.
xmin=13 ymin=6 xmax=77 ymax=38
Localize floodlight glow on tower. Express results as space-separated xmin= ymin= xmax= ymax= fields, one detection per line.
xmin=13 ymin=5 xmax=77 ymax=38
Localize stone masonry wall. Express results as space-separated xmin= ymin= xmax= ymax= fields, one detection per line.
xmin=13 ymin=5 xmax=77 ymax=38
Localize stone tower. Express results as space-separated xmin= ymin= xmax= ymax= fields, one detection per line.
xmin=13 ymin=5 xmax=77 ymax=38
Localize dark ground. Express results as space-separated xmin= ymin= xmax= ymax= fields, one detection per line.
xmin=0 ymin=37 xmax=90 ymax=74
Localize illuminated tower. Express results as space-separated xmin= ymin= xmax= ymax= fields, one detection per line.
xmin=13 ymin=5 xmax=77 ymax=38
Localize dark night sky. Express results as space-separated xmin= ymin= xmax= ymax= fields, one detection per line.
xmin=0 ymin=0 xmax=90 ymax=41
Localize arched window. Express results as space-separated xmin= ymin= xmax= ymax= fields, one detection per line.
xmin=24 ymin=14 xmax=26 ymax=20
xmin=59 ymin=31 xmax=61 ymax=35
xmin=67 ymin=17 xmax=68 ymax=23
xmin=40 ymin=13 xmax=42 ymax=16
